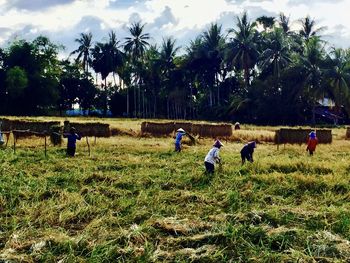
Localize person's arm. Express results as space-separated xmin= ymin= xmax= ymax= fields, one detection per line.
xmin=76 ymin=133 xmax=82 ymax=140
xmin=214 ymin=149 xmax=221 ymax=163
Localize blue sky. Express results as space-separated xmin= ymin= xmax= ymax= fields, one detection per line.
xmin=0 ymin=0 xmax=349 ymax=57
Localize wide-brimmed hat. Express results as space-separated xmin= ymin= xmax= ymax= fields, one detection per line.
xmin=309 ymin=131 xmax=316 ymax=138
xmin=177 ymin=128 xmax=185 ymax=133
xmin=213 ymin=139 xmax=224 ymax=148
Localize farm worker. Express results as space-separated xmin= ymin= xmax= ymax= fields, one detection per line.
xmin=240 ymin=141 xmax=256 ymax=165
xmin=204 ymin=139 xmax=223 ymax=173
xmin=63 ymin=127 xmax=81 ymax=157
xmin=234 ymin=122 xmax=241 ymax=130
xmin=0 ymin=121 xmax=4 ymax=145
xmin=306 ymin=131 xmax=318 ymax=156
xmin=175 ymin=128 xmax=186 ymax=152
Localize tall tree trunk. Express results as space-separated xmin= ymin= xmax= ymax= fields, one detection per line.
xmin=104 ymin=79 xmax=108 ymax=116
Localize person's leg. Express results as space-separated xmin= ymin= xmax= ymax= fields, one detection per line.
xmin=205 ymin=162 xmax=214 ymax=173
xmin=309 ymin=150 xmax=313 ymax=156
xmin=241 ymin=153 xmax=246 ymax=165
xmin=67 ymin=147 xmax=75 ymax=156
xmin=175 ymin=142 xmax=181 ymax=152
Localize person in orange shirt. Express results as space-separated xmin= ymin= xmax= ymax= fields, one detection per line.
xmin=306 ymin=131 xmax=318 ymax=156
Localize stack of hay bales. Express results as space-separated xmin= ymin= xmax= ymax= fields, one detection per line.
xmin=64 ymin=121 xmax=111 ymax=137
xmin=141 ymin=122 xmax=175 ymax=136
xmin=0 ymin=118 xmax=59 ymax=133
xmin=141 ymin=121 xmax=232 ymax=138
xmin=275 ymin=128 xmax=332 ymax=144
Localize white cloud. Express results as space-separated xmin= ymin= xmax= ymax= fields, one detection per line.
xmin=0 ymin=0 xmax=350 ymax=56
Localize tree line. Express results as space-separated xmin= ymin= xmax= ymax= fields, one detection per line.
xmin=1 ymin=12 xmax=350 ymax=124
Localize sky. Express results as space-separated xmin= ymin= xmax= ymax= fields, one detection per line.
xmin=0 ymin=0 xmax=350 ymax=57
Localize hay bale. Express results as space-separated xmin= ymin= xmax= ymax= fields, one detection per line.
xmin=140 ymin=122 xmax=175 ymax=136
xmin=174 ymin=122 xmax=193 ymax=133
xmin=276 ymin=128 xmax=332 ymax=144
xmin=192 ymin=123 xmax=232 ymax=138
xmin=64 ymin=121 xmax=111 ymax=137
xmin=50 ymin=125 xmax=62 ymax=146
xmin=346 ymin=127 xmax=350 ymax=139
xmin=13 ymin=130 xmax=46 ymax=139
xmin=0 ymin=118 xmax=60 ymax=133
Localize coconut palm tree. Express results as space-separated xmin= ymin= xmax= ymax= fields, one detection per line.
xmin=124 ymin=21 xmax=150 ymax=117
xmin=202 ymin=23 xmax=226 ymax=106
xmin=228 ymin=12 xmax=260 ymax=89
xmin=297 ymin=37 xmax=327 ymax=124
xmin=324 ymin=48 xmax=350 ymax=114
xmin=299 ymin=16 xmax=326 ymax=42
xmin=259 ymin=28 xmax=292 ymax=84
xmin=71 ymin=32 xmax=93 ymax=73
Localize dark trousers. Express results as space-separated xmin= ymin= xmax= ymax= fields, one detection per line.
xmin=241 ymin=153 xmax=253 ymax=164
xmin=205 ymin=161 xmax=215 ymax=173
xmin=175 ymin=142 xmax=181 ymax=152
xmin=67 ymin=147 xmax=76 ymax=156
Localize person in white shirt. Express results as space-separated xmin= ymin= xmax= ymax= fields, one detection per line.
xmin=204 ymin=140 xmax=223 ymax=173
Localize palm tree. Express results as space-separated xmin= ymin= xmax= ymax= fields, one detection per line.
xmin=124 ymin=21 xmax=150 ymax=117
xmin=228 ymin=12 xmax=259 ymax=89
xmin=278 ymin=13 xmax=291 ymax=34
xmin=299 ymin=16 xmax=326 ymax=42
xmin=108 ymin=30 xmax=124 ymax=86
xmin=259 ymin=28 xmax=292 ymax=84
xmin=202 ymin=23 xmax=226 ymax=106
xmin=324 ymin=48 xmax=350 ymax=114
xmin=297 ymin=37 xmax=327 ymax=124
xmin=159 ymin=37 xmax=181 ymax=117
xmin=71 ymin=32 xmax=93 ymax=73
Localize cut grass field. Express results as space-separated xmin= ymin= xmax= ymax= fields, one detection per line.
xmin=1 ymin=118 xmax=350 ymax=262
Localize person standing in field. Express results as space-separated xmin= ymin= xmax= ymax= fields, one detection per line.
xmin=240 ymin=141 xmax=256 ymax=165
xmin=63 ymin=127 xmax=81 ymax=157
xmin=204 ymin=140 xmax=223 ymax=173
xmin=306 ymin=131 xmax=318 ymax=156
xmin=175 ymin=128 xmax=186 ymax=152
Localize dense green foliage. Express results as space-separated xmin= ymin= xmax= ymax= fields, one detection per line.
xmin=0 ymin=123 xmax=350 ymax=262
xmin=1 ymin=13 xmax=350 ymax=124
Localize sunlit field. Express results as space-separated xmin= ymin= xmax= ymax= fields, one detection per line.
xmin=1 ymin=118 xmax=350 ymax=262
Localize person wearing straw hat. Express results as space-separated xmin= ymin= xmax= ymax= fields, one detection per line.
xmin=240 ymin=141 xmax=256 ymax=165
xmin=63 ymin=127 xmax=81 ymax=157
xmin=175 ymin=128 xmax=186 ymax=152
xmin=306 ymin=131 xmax=318 ymax=156
xmin=204 ymin=139 xmax=223 ymax=173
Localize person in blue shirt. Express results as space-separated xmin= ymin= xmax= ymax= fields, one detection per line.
xmin=175 ymin=128 xmax=186 ymax=152
xmin=63 ymin=127 xmax=81 ymax=156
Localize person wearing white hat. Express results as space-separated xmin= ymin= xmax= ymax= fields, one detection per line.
xmin=204 ymin=140 xmax=223 ymax=173
xmin=175 ymin=128 xmax=186 ymax=152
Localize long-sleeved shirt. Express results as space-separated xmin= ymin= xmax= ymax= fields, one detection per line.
xmin=204 ymin=147 xmax=220 ymax=165
xmin=240 ymin=142 xmax=255 ymax=160
xmin=175 ymin=132 xmax=184 ymax=144
xmin=307 ymin=138 xmax=318 ymax=151
xmin=63 ymin=133 xmax=81 ymax=148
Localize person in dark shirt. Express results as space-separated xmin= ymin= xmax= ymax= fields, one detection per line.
xmin=63 ymin=127 xmax=81 ymax=157
xmin=240 ymin=141 xmax=256 ymax=165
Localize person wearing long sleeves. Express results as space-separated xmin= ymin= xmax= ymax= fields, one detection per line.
xmin=240 ymin=141 xmax=256 ymax=165
xmin=306 ymin=131 xmax=318 ymax=156
xmin=175 ymin=128 xmax=186 ymax=152
xmin=63 ymin=127 xmax=81 ymax=157
xmin=204 ymin=140 xmax=223 ymax=173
